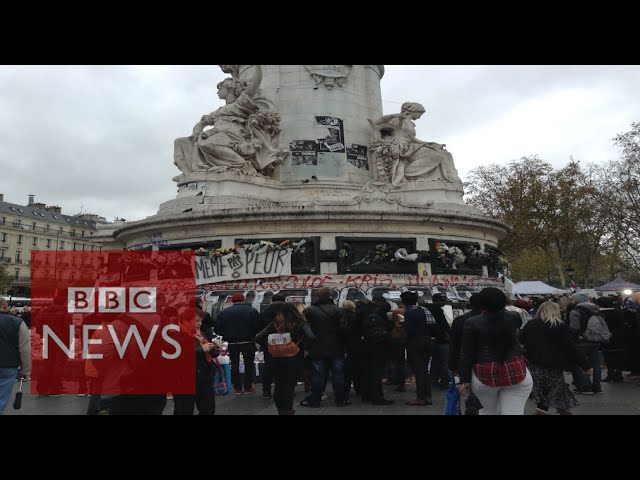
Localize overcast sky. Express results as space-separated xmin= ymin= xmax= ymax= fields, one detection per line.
xmin=0 ymin=65 xmax=637 ymax=222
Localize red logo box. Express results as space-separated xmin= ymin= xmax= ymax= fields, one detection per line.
xmin=30 ymin=251 xmax=197 ymax=395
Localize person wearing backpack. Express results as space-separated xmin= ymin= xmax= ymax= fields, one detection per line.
xmin=255 ymin=303 xmax=316 ymax=415
xmin=568 ymin=293 xmax=604 ymax=394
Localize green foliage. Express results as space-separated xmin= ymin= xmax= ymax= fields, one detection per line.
xmin=0 ymin=264 xmax=11 ymax=295
xmin=465 ymin=146 xmax=638 ymax=287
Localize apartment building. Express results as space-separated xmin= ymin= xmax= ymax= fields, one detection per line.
xmin=0 ymin=194 xmax=105 ymax=296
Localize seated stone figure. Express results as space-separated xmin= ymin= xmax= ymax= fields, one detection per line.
xmin=369 ymin=102 xmax=462 ymax=187
xmin=173 ymin=65 xmax=288 ymax=181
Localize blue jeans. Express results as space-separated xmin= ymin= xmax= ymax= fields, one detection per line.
xmin=308 ymin=357 xmax=345 ymax=404
xmin=0 ymin=368 xmax=18 ymax=415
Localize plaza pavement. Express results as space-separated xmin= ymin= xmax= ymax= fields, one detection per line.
xmin=5 ymin=374 xmax=640 ymax=415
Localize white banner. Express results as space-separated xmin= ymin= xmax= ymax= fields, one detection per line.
xmin=195 ymin=249 xmax=292 ymax=286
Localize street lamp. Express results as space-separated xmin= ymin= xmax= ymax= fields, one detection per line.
xmin=565 ymin=265 xmax=575 ymax=279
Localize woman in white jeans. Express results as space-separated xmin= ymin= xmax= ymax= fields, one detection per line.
xmin=458 ymin=288 xmax=533 ymax=415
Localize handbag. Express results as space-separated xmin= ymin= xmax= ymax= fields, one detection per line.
xmin=268 ymin=332 xmax=303 ymax=358
xmin=444 ymin=373 xmax=461 ymax=416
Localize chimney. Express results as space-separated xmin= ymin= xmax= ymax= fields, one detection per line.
xmin=45 ymin=205 xmax=62 ymax=214
xmin=0 ymin=193 xmax=4 ymax=202
xmin=28 ymin=194 xmax=35 ymax=206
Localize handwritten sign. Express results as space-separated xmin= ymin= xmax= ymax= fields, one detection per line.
xmin=195 ymin=249 xmax=292 ymax=286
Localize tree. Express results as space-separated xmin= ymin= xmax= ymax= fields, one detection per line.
xmin=466 ymin=156 xmax=599 ymax=287
xmin=611 ymin=122 xmax=640 ymax=270
xmin=0 ymin=264 xmax=11 ymax=296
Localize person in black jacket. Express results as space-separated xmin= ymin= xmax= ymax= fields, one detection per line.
xmin=172 ymin=308 xmax=219 ymax=415
xmin=300 ymin=288 xmax=349 ymax=407
xmin=360 ymin=294 xmax=394 ymax=405
xmin=217 ymin=293 xmax=260 ymax=394
xmin=458 ymin=288 xmax=532 ymax=415
xmin=425 ymin=293 xmax=451 ymax=389
xmin=520 ymin=301 xmax=591 ymax=415
xmin=256 ymin=294 xmax=287 ymax=398
xmin=341 ymin=300 xmax=362 ymax=400
xmin=597 ymin=296 xmax=627 ymax=383
xmin=449 ymin=294 xmax=482 ymax=415
xmin=402 ymin=291 xmax=443 ymax=406
xmin=255 ymin=303 xmax=316 ymax=415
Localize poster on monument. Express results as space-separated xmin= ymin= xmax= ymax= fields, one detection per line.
xmin=346 ymin=144 xmax=369 ymax=170
xmin=195 ymin=249 xmax=293 ymax=285
xmin=290 ymin=140 xmax=318 ymax=166
xmin=316 ymin=116 xmax=345 ymax=153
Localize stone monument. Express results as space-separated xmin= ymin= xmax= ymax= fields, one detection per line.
xmin=100 ymin=65 xmax=508 ymax=295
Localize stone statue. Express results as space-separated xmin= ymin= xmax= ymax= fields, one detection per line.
xmin=219 ymin=65 xmax=240 ymax=79
xmin=173 ymin=65 xmax=289 ymax=181
xmin=369 ymin=102 xmax=462 ymax=187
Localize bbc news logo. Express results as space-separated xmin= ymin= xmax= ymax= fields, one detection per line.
xmin=68 ymin=287 xmax=157 ymax=313
xmin=30 ymin=250 xmax=196 ymax=396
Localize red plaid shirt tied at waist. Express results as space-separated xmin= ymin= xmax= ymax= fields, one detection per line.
xmin=473 ymin=355 xmax=528 ymax=387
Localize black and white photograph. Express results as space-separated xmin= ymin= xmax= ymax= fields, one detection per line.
xmin=290 ymin=140 xmax=318 ymax=166
xmin=316 ymin=116 xmax=345 ymax=153
xmin=346 ymin=144 xmax=369 ymax=170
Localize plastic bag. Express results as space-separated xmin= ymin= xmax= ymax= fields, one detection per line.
xmin=444 ymin=374 xmax=461 ymax=416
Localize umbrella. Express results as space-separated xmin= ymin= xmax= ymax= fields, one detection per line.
xmin=13 ymin=378 xmax=23 ymax=410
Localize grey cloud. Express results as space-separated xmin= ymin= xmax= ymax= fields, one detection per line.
xmin=0 ymin=65 xmax=637 ymax=221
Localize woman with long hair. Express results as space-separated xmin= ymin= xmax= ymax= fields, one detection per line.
xmin=458 ymin=288 xmax=533 ymax=415
xmin=520 ymin=302 xmax=591 ymax=415
xmin=255 ymin=303 xmax=315 ymax=415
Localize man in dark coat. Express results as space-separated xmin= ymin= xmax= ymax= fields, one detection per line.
xmin=425 ymin=293 xmax=451 ymax=389
xmin=217 ymin=293 xmax=260 ymax=394
xmin=360 ymin=294 xmax=394 ymax=405
xmin=300 ymin=288 xmax=349 ymax=407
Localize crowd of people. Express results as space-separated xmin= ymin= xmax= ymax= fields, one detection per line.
xmin=1 ymin=287 xmax=640 ymax=416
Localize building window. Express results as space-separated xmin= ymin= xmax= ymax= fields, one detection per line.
xmin=32 ymin=237 xmax=37 ymax=246
xmin=0 ymin=233 xmax=6 ymax=243
xmin=59 ymin=227 xmax=63 ymax=234
xmin=14 ymin=268 xmax=20 ymax=280
xmin=81 ymin=231 xmax=85 ymax=237
xmin=91 ymin=245 xmax=95 ymax=252
xmin=46 ymin=239 xmax=51 ymax=248
xmin=17 ymin=235 xmax=23 ymax=245
xmin=71 ymin=229 xmax=76 ymax=237
xmin=73 ymin=243 xmax=77 ymax=251
xmin=15 ymin=220 xmax=22 ymax=228
xmin=32 ymin=222 xmax=37 ymax=230
xmin=46 ymin=225 xmax=50 ymax=232
xmin=82 ymin=244 xmax=86 ymax=251
xmin=60 ymin=240 xmax=65 ymax=249
xmin=15 ymin=251 xmax=22 ymax=263
xmin=1 ymin=217 xmax=5 ymax=226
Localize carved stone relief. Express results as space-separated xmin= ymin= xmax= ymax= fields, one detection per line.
xmin=304 ymin=65 xmax=353 ymax=90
